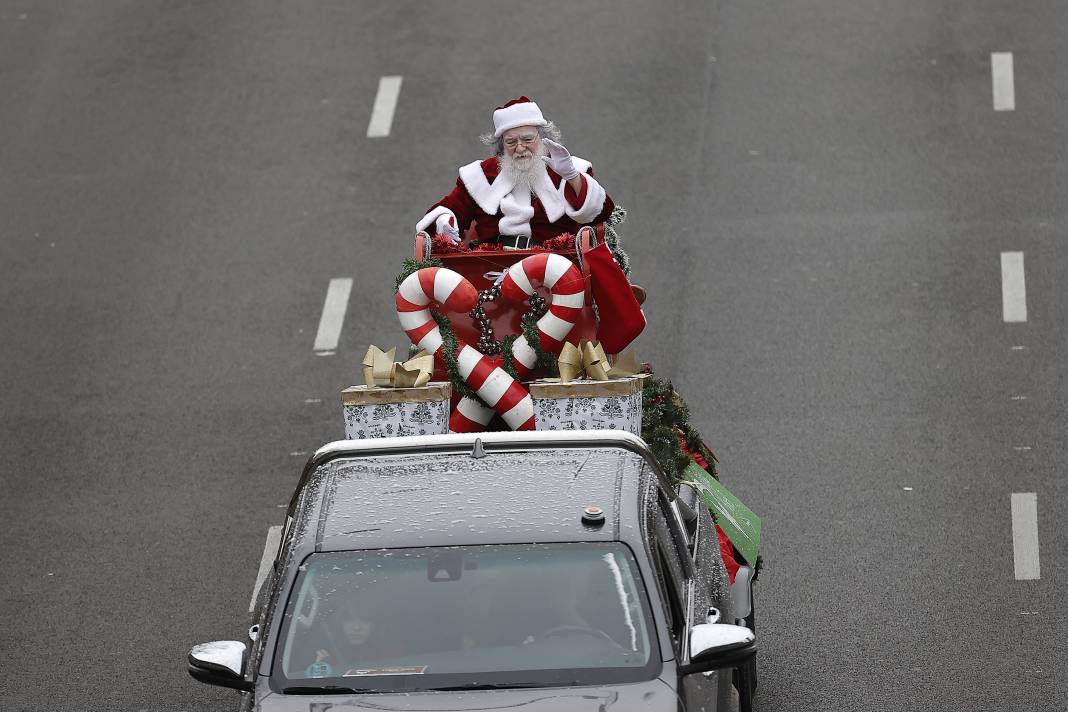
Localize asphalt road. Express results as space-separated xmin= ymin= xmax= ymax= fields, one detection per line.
xmin=1 ymin=1 xmax=1066 ymax=710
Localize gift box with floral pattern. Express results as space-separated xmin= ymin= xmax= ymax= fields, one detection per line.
xmin=528 ymin=376 xmax=643 ymax=435
xmin=341 ymin=382 xmax=451 ymax=439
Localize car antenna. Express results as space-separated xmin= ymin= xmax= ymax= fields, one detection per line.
xmin=470 ymin=437 xmax=486 ymax=459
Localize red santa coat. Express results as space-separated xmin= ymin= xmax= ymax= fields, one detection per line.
xmin=417 ymin=156 xmax=614 ymax=244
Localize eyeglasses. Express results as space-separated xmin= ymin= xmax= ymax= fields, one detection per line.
xmin=503 ymin=134 xmax=539 ymax=149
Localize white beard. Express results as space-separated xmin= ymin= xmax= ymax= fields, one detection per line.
xmin=499 ymin=148 xmax=546 ymax=192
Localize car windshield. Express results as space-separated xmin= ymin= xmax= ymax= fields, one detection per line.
xmin=272 ymin=542 xmax=659 ymax=691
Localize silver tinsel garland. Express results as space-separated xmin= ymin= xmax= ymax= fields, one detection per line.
xmin=604 ymin=205 xmax=631 ymax=276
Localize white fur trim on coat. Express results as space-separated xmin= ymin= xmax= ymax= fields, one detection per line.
xmin=560 ymin=172 xmax=606 ymax=224
xmin=497 ymin=186 xmax=535 ymax=236
xmin=459 ymin=160 xmax=514 ymax=216
xmin=416 ymin=206 xmax=457 ymax=233
xmin=536 ymin=157 xmax=604 ymax=224
xmin=457 ymin=157 xmax=605 ymax=236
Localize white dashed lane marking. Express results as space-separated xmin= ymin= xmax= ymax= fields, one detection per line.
xmin=1001 ymin=252 xmax=1027 ymax=323
xmin=991 ymin=52 xmax=1015 ymax=111
xmin=367 ymin=75 xmax=403 ymax=138
xmin=1011 ymin=493 xmax=1040 ymax=581
xmin=314 ymin=278 xmax=353 ymax=354
xmin=250 ymin=525 xmax=283 ymax=612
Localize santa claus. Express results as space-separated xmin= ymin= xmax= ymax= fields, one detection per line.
xmin=416 ymin=97 xmax=615 ymax=249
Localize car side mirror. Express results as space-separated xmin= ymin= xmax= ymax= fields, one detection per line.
xmin=679 ymin=623 xmax=756 ymax=676
xmin=188 ymin=640 xmax=254 ymax=692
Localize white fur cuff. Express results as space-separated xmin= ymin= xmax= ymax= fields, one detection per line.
xmin=562 ymin=173 xmax=607 ymax=224
xmin=416 ymin=206 xmax=457 ymax=233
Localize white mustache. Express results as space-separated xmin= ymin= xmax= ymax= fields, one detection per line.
xmin=500 ymin=150 xmax=545 ymax=189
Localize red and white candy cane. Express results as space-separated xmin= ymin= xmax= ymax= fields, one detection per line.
xmin=395 ymin=267 xmax=535 ymax=432
xmin=448 ymin=394 xmax=496 ymax=433
xmin=454 ymin=253 xmax=586 ymax=430
xmin=498 ymin=252 xmax=585 ymax=377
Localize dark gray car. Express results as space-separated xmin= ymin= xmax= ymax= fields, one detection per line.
xmin=189 ymin=431 xmax=756 ymax=711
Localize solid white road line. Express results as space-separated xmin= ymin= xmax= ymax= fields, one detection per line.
xmin=1001 ymin=252 xmax=1027 ymax=323
xmin=367 ymin=75 xmax=403 ymax=138
xmin=314 ymin=278 xmax=353 ymax=353
xmin=1011 ymin=493 xmax=1040 ymax=581
xmin=249 ymin=525 xmax=283 ymax=612
xmin=992 ymin=52 xmax=1015 ymax=111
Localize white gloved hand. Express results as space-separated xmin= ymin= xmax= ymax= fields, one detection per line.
xmin=435 ymin=212 xmax=461 ymax=244
xmin=541 ymin=138 xmax=580 ymax=181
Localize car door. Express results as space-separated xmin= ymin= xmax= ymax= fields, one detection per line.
xmin=674 ymin=482 xmax=733 ymax=623
xmin=653 ymin=488 xmax=732 ymax=712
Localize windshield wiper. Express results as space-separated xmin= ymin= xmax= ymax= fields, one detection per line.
xmin=428 ymin=682 xmax=557 ymax=691
xmin=281 ymin=685 xmax=376 ymax=694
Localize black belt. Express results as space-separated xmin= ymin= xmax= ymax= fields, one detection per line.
xmin=497 ymin=234 xmax=535 ymax=250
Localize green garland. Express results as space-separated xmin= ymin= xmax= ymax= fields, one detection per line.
xmin=499 ymin=311 xmax=558 ymax=382
xmin=641 ymin=376 xmax=718 ymax=482
xmin=641 ymin=376 xmax=762 ymax=575
xmin=520 ymin=312 xmax=559 ymax=375
xmin=499 ymin=334 xmax=522 ymax=381
xmin=431 ymin=312 xmax=477 ymax=400
xmin=394 ymin=257 xmax=443 ymax=292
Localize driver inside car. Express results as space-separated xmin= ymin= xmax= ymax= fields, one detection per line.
xmin=304 ymin=603 xmax=405 ymax=678
xmin=518 ymin=558 xmax=601 ymax=645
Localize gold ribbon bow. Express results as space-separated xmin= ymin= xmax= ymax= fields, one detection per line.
xmin=362 ymin=345 xmax=434 ymax=388
xmin=557 ymin=342 xmax=641 ymax=382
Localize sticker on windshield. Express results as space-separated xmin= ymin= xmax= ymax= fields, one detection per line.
xmin=343 ymin=665 xmax=428 ymax=676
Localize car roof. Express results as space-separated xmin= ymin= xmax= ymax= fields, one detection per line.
xmin=291 ymin=431 xmax=663 ymax=552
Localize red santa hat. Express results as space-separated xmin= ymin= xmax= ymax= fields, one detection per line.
xmin=492 ymin=96 xmax=547 ymax=137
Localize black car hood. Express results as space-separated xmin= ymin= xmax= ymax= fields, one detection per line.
xmin=256 ymin=678 xmax=675 ymax=711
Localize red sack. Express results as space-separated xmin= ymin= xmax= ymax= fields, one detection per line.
xmin=716 ymin=524 xmax=740 ymax=584
xmin=585 ymin=241 xmax=646 ymax=353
